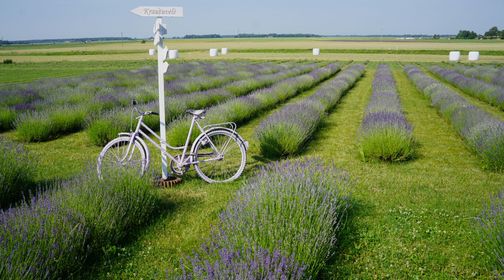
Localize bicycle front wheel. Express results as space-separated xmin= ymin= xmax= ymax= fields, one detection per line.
xmin=193 ymin=129 xmax=246 ymax=183
xmin=97 ymin=136 xmax=148 ymax=179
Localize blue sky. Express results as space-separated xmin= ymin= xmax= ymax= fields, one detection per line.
xmin=0 ymin=0 xmax=503 ymax=40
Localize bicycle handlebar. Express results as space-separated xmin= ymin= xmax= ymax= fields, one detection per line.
xmin=131 ymin=99 xmax=158 ymax=116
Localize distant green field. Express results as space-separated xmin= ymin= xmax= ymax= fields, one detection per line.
xmin=2 ymin=37 xmax=504 ymax=63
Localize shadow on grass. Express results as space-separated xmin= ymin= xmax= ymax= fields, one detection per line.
xmin=318 ymin=197 xmax=374 ymax=279
xmin=1 ymin=176 xmax=66 ymax=210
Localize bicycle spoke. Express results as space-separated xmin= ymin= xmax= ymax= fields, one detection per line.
xmin=194 ymin=131 xmax=246 ymax=183
xmin=98 ymin=138 xmax=146 ymax=178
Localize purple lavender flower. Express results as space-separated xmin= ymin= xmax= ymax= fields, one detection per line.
xmin=0 ymin=192 xmax=88 ymax=279
xmin=359 ymin=64 xmax=415 ymax=161
xmin=430 ymin=65 xmax=504 ymax=110
xmin=175 ymin=245 xmax=305 ymax=280
xmin=455 ymin=64 xmax=504 ymax=88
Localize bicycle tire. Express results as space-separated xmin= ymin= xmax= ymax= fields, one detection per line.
xmin=97 ymin=136 xmax=149 ymax=179
xmin=192 ymin=129 xmax=246 ymax=183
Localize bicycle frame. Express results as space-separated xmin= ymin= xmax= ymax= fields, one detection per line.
xmin=122 ymin=113 xmax=228 ymax=169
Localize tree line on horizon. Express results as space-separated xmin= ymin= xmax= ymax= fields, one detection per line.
xmin=2 ymin=27 xmax=503 ymax=45
xmin=448 ymin=26 xmax=504 ymax=40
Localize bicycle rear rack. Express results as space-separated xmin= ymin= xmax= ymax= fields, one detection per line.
xmin=202 ymin=122 xmax=237 ymax=132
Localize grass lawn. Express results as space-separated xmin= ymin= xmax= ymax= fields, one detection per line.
xmin=1 ymin=60 xmax=503 ymax=278
xmin=0 ymin=60 xmax=154 ymax=84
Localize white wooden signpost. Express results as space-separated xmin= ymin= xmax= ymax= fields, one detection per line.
xmin=131 ymin=6 xmax=183 ymax=180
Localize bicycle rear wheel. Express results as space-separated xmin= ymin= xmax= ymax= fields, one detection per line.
xmin=97 ymin=136 xmax=148 ymax=179
xmin=192 ymin=129 xmax=246 ymax=183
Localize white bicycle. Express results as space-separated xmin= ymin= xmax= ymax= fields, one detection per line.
xmin=97 ymin=101 xmax=248 ymax=183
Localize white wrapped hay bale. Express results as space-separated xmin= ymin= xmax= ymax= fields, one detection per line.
xmin=449 ymin=51 xmax=460 ymax=62
xmin=209 ymin=48 xmax=218 ymax=57
xmin=221 ymin=48 xmax=228 ymax=55
xmin=468 ymin=51 xmax=479 ymax=61
xmin=168 ymin=49 xmax=178 ymax=59
xmin=313 ymin=48 xmax=320 ymax=56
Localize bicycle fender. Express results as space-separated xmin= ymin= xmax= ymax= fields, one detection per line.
xmin=190 ymin=127 xmax=248 ymax=156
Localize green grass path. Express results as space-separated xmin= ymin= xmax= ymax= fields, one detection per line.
xmin=311 ymin=63 xmax=503 ymax=278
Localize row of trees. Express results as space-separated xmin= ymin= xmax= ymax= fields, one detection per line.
xmin=454 ymin=26 xmax=504 ymax=39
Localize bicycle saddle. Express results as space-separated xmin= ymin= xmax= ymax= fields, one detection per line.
xmin=186 ymin=109 xmax=206 ymax=117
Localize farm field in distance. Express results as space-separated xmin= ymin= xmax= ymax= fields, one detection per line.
xmin=2 ymin=37 xmax=504 ymax=63
xmin=1 ymin=38 xmax=504 ymax=279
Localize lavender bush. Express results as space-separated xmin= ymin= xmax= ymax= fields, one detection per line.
xmin=5 ymin=61 xmax=285 ymax=141
xmin=0 ymin=194 xmax=89 ymax=279
xmin=454 ymin=64 xmax=504 ymax=88
xmin=87 ymin=62 xmax=319 ymax=146
xmin=477 ymin=192 xmax=504 ymax=272
xmin=51 ymin=169 xmax=160 ymax=251
xmin=16 ymin=105 xmax=86 ymax=142
xmin=430 ymin=65 xmax=504 ymax=110
xmin=176 ymin=158 xmax=351 ymax=279
xmin=256 ymin=64 xmax=365 ymax=157
xmin=164 ymin=61 xmax=286 ymax=96
xmin=0 ymin=168 xmax=159 ymax=279
xmin=359 ymin=64 xmax=416 ymax=161
xmin=405 ymin=65 xmax=504 ymax=170
xmin=0 ymin=137 xmax=37 ymax=208
xmin=167 ymin=63 xmax=338 ymax=147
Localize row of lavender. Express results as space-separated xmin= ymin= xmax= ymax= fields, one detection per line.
xmin=478 ymin=192 xmax=504 ymax=272
xmin=173 ymin=158 xmax=351 ymax=279
xmin=0 ymin=61 xmax=229 ymax=131
xmin=0 ymin=155 xmax=159 ymax=279
xmin=0 ymin=138 xmax=35 ymax=208
xmin=454 ymin=64 xmax=504 ymax=88
xmin=255 ymin=64 xmax=365 ymax=158
xmin=0 ymin=61 xmax=288 ymax=141
xmin=17 ymin=61 xmax=289 ymax=142
xmin=88 ymin=62 xmax=321 ymax=146
xmin=166 ymin=63 xmax=341 ymax=147
xmin=358 ymin=64 xmax=416 ymax=161
xmin=405 ymin=65 xmax=504 ymax=170
xmin=429 ymin=65 xmax=504 ymax=110
xmin=1 ymin=61 xmax=280 ymax=111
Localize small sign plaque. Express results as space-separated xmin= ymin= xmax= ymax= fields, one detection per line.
xmin=131 ymin=6 xmax=183 ymax=17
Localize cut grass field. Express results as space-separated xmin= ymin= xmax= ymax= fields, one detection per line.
xmin=3 ymin=38 xmax=504 ymax=63
xmin=4 ymin=51 xmax=504 ymax=64
xmin=1 ymin=60 xmax=504 ymax=278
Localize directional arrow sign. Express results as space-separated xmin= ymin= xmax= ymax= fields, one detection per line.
xmin=131 ymin=6 xmax=183 ymax=17
xmin=153 ymin=22 xmax=167 ymax=35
